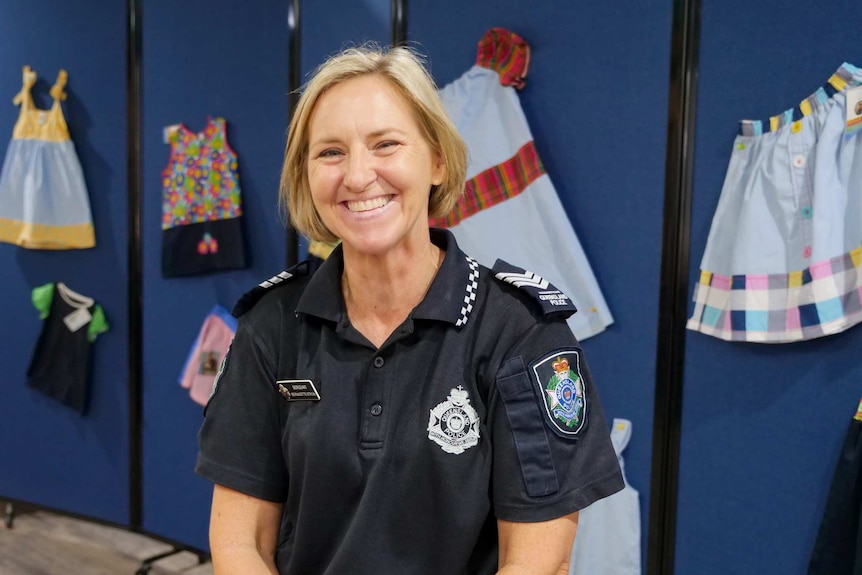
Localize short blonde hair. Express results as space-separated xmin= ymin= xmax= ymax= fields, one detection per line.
xmin=280 ymin=44 xmax=468 ymax=243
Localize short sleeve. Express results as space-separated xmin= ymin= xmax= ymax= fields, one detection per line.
xmin=31 ymin=283 xmax=54 ymax=319
xmin=490 ymin=318 xmax=624 ymax=522
xmin=87 ymin=305 xmax=109 ymax=343
xmin=195 ymin=317 xmax=288 ymax=502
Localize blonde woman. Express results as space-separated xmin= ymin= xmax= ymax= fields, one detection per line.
xmin=197 ymin=45 xmax=622 ymax=575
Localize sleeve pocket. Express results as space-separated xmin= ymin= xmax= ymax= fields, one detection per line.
xmin=496 ymin=357 xmax=560 ymax=497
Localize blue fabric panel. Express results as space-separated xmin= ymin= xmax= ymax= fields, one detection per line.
xmin=141 ymin=0 xmax=291 ymax=550
xmin=409 ymin=0 xmax=672 ymax=562
xmin=0 ymin=0 xmax=129 ymax=525
xmin=682 ymin=0 xmax=862 ymax=573
xmin=141 ymin=0 xmax=390 ymax=551
xmin=297 ymin=0 xmax=390 ymax=259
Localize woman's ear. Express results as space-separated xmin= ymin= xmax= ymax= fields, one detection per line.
xmin=431 ymin=151 xmax=446 ymax=186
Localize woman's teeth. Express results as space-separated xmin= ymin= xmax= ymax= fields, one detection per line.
xmin=347 ymin=196 xmax=390 ymax=212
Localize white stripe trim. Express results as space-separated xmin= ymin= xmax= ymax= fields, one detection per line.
xmin=259 ymin=271 xmax=293 ymax=289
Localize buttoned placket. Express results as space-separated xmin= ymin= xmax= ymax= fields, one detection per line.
xmin=788 ymin=120 xmax=814 ymax=263
xmin=357 ymin=319 xmax=415 ymax=450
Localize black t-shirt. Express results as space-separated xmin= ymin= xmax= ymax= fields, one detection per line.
xmin=27 ymin=282 xmax=107 ymax=414
xmin=196 ymin=229 xmax=623 ymax=574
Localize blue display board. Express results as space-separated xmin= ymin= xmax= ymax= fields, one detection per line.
xmin=680 ymin=0 xmax=862 ymax=573
xmin=0 ymin=0 xmax=130 ymax=524
xmin=410 ymin=0 xmax=673 ymax=563
xmin=137 ymin=0 xmax=391 ymax=551
xmin=6 ymin=1 xmax=858 ymax=571
xmin=139 ymin=0 xmax=293 ymax=550
xmin=297 ymin=0 xmax=391 ymax=258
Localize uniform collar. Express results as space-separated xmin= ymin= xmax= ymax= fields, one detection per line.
xmin=296 ymin=228 xmax=478 ymax=328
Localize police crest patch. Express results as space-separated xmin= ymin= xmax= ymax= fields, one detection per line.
xmin=427 ymin=386 xmax=481 ymax=454
xmin=531 ymin=350 xmax=587 ymax=437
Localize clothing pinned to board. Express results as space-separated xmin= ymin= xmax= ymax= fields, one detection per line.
xmin=0 ymin=66 xmax=95 ymax=249
xmin=807 ymin=398 xmax=862 ymax=575
xmin=161 ymin=117 xmax=246 ymax=277
xmin=179 ymin=304 xmax=237 ymax=407
xmin=434 ymin=28 xmax=613 ymax=342
xmin=569 ymin=418 xmax=641 ymax=575
xmin=27 ymin=282 xmax=109 ymax=413
xmin=688 ymin=63 xmax=862 ymax=343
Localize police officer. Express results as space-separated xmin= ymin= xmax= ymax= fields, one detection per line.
xmin=196 ymin=44 xmax=623 ymax=575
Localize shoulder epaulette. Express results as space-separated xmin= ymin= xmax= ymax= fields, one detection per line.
xmin=491 ymin=259 xmax=577 ymax=318
xmin=231 ymin=257 xmax=322 ymax=318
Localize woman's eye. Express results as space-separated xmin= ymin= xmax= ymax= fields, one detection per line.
xmin=318 ymin=149 xmax=341 ymax=158
xmin=376 ymin=141 xmax=399 ymax=151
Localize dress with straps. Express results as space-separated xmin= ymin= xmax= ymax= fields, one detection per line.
xmin=0 ymin=66 xmax=94 ymax=249
xmin=434 ymin=28 xmax=613 ymax=341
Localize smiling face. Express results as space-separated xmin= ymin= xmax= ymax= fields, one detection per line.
xmin=306 ymin=74 xmax=445 ymax=257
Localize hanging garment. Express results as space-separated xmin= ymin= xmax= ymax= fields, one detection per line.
xmin=179 ymin=304 xmax=237 ymax=406
xmin=688 ymin=63 xmax=862 ymax=343
xmin=569 ymin=418 xmax=641 ymax=575
xmin=27 ymin=282 xmax=109 ymax=413
xmin=0 ymin=66 xmax=95 ymax=249
xmin=807 ymin=400 xmax=862 ymax=575
xmin=435 ymin=28 xmax=613 ymax=341
xmin=161 ymin=117 xmax=246 ymax=277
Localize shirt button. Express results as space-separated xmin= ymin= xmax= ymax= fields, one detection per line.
xmin=373 ymin=356 xmax=384 ymax=368
xmin=793 ymin=155 xmax=806 ymax=168
xmin=803 ymin=246 xmax=812 ymax=258
xmin=370 ymin=404 xmax=383 ymax=416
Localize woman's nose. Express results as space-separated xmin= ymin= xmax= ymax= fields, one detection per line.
xmin=343 ymin=151 xmax=376 ymax=192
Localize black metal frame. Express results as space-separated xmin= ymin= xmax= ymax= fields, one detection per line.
xmin=646 ymin=0 xmax=701 ymax=573
xmin=127 ymin=0 xmax=144 ymax=532
xmin=391 ymin=0 xmax=407 ymax=46
xmin=286 ymin=0 xmax=301 ymax=268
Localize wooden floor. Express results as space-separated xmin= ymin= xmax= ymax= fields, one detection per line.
xmin=0 ymin=506 xmax=213 ymax=575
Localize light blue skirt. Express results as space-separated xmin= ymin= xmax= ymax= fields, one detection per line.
xmin=0 ymin=137 xmax=94 ymax=249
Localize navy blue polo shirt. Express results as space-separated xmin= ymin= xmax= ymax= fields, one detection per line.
xmin=196 ymin=229 xmax=623 ymax=575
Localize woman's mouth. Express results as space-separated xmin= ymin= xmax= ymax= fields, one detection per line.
xmin=345 ymin=196 xmax=392 ymax=213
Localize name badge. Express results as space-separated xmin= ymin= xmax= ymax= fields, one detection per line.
xmin=276 ymin=379 xmax=320 ymax=401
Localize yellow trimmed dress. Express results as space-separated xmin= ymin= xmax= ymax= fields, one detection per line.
xmin=0 ymin=66 xmax=95 ymax=249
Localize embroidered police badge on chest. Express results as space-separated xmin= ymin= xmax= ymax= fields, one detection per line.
xmin=531 ymin=350 xmax=587 ymax=438
xmin=427 ymin=386 xmax=481 ymax=454
xmin=276 ymin=379 xmax=321 ymax=401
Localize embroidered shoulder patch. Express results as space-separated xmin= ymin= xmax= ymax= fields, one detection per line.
xmin=491 ymin=259 xmax=577 ymax=317
xmin=231 ymin=258 xmax=321 ymax=318
xmin=530 ymin=350 xmax=587 ymax=438
xmin=427 ymin=386 xmax=481 ymax=454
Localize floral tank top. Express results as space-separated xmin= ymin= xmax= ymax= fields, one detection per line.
xmin=160 ymin=116 xmax=246 ymax=277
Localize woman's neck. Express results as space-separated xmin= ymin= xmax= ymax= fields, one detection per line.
xmin=341 ymin=241 xmax=443 ymax=347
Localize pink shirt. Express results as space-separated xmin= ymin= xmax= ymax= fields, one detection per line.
xmin=180 ymin=305 xmax=236 ymax=406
